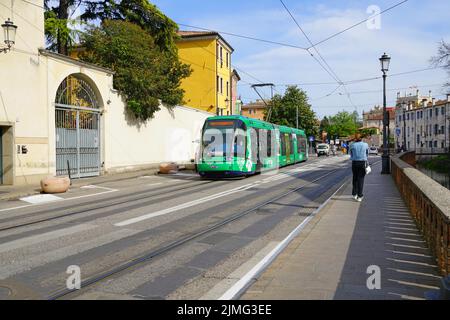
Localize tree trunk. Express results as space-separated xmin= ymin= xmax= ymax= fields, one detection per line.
xmin=57 ymin=0 xmax=70 ymax=55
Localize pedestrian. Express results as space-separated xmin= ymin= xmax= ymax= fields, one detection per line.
xmin=350 ymin=133 xmax=369 ymax=202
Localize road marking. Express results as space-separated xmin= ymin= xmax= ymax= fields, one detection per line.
xmin=0 ymin=188 xmax=118 ymax=214
xmin=20 ymin=194 xmax=63 ymax=204
xmin=0 ymin=224 xmax=96 ymax=254
xmin=80 ymin=185 xmax=116 ymax=191
xmin=114 ymin=183 xmax=257 ymax=227
xmin=146 ymin=183 xmax=163 ymax=188
xmin=217 ymin=181 xmax=347 ymax=300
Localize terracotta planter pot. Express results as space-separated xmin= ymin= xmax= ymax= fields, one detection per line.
xmin=159 ymin=162 xmax=178 ymax=174
xmin=40 ymin=176 xmax=70 ymax=194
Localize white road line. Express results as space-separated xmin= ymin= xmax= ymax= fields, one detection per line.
xmin=218 ymin=181 xmax=347 ymax=300
xmin=146 ymin=183 xmax=163 ymax=187
xmin=114 ymin=183 xmax=257 ymax=227
xmin=0 ymin=188 xmax=118 ymax=214
xmin=20 ymin=194 xmax=63 ymax=204
xmin=80 ymin=185 xmax=116 ymax=191
xmin=0 ymin=224 xmax=97 ymax=254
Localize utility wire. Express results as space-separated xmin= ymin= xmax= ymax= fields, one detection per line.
xmin=177 ymin=23 xmax=307 ymax=51
xmin=310 ymin=0 xmax=409 ymax=49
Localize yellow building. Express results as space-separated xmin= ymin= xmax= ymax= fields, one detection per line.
xmin=176 ymin=31 xmax=234 ymax=115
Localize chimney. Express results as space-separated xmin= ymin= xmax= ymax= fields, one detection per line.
xmin=422 ymin=98 xmax=427 ymax=108
xmin=429 ymin=90 xmax=432 ymax=98
xmin=447 ymin=94 xmax=450 ymax=102
xmin=397 ymin=92 xmax=400 ymax=99
xmin=432 ymin=98 xmax=435 ymax=107
xmin=416 ymin=89 xmax=420 ymax=97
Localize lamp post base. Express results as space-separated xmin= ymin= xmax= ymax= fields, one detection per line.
xmin=381 ymin=154 xmax=391 ymax=174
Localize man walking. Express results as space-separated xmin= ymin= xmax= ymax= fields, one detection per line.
xmin=350 ymin=133 xmax=369 ymax=202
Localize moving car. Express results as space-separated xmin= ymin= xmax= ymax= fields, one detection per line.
xmin=369 ymin=146 xmax=379 ymax=155
xmin=316 ymin=143 xmax=330 ymax=157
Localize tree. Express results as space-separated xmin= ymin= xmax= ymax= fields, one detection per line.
xmin=82 ymin=0 xmax=179 ymax=54
xmin=44 ymin=0 xmax=81 ymax=54
xmin=431 ymin=40 xmax=450 ymax=88
xmin=80 ymin=20 xmax=191 ymax=121
xmin=324 ymin=111 xmax=359 ymax=138
xmin=265 ymin=86 xmax=318 ymax=137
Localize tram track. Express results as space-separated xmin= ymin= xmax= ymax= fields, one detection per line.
xmin=0 ymin=179 xmax=226 ymax=233
xmin=47 ymin=166 xmax=349 ymax=300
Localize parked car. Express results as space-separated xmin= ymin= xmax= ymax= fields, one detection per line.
xmin=369 ymin=146 xmax=379 ymax=155
xmin=316 ymin=143 xmax=330 ymax=157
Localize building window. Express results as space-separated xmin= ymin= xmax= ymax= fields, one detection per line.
xmin=216 ymin=75 xmax=219 ymax=92
xmin=434 ymin=124 xmax=438 ymax=135
xmin=441 ymin=107 xmax=445 ymax=115
xmin=220 ymin=47 xmax=223 ymax=68
xmin=441 ymin=126 xmax=445 ymax=134
xmin=416 ymin=134 xmax=420 ymax=144
xmin=429 ymin=109 xmax=432 ymax=118
xmin=226 ymin=81 xmax=229 ymax=96
xmin=434 ymin=141 xmax=437 ymax=148
xmin=226 ymin=52 xmax=229 ymax=68
xmin=407 ymin=113 xmax=410 ymax=121
xmin=398 ymin=115 xmax=402 ymax=122
xmin=220 ymin=77 xmax=223 ymax=94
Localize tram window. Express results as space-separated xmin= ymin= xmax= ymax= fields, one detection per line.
xmin=259 ymin=129 xmax=268 ymax=159
xmin=250 ymin=128 xmax=258 ymax=162
xmin=267 ymin=130 xmax=272 ymax=157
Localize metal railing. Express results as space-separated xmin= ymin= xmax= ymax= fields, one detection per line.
xmin=391 ymin=151 xmax=450 ymax=275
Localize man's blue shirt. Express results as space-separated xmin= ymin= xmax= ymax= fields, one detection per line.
xmin=350 ymin=141 xmax=369 ymax=161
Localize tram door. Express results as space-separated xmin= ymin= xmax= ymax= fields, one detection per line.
xmin=284 ymin=134 xmax=291 ymax=162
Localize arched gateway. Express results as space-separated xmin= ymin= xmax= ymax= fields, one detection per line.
xmin=55 ymin=74 xmax=101 ymax=178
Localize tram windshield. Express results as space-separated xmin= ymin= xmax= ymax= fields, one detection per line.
xmin=202 ymin=120 xmax=246 ymax=159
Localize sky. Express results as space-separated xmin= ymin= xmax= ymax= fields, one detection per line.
xmin=150 ymin=0 xmax=450 ymax=119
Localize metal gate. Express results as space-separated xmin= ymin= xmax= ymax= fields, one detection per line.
xmin=55 ymin=75 xmax=101 ymax=178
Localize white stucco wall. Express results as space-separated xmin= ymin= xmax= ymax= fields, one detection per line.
xmin=0 ymin=0 xmax=212 ymax=184
xmin=103 ymin=99 xmax=211 ymax=172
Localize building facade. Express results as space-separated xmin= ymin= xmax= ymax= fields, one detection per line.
xmin=0 ymin=1 xmax=212 ymax=185
xmin=241 ymin=100 xmax=267 ymax=121
xmin=395 ymin=92 xmax=450 ymax=152
xmin=361 ymin=106 xmax=395 ymax=147
xmin=176 ymin=31 xmax=234 ymax=115
xmin=230 ymin=69 xmax=241 ymax=115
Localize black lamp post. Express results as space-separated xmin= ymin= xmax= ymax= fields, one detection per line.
xmin=1 ymin=18 xmax=17 ymax=53
xmin=379 ymin=53 xmax=391 ymax=174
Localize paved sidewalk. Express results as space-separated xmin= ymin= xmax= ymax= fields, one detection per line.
xmin=242 ymin=164 xmax=442 ymax=300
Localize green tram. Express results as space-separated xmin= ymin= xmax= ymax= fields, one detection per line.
xmin=198 ymin=115 xmax=308 ymax=178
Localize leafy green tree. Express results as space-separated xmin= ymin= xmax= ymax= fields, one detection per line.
xmin=80 ymin=20 xmax=191 ymax=121
xmin=324 ymin=111 xmax=359 ymax=138
xmin=44 ymin=0 xmax=81 ymax=54
xmin=265 ymin=86 xmax=318 ymax=137
xmin=81 ymin=0 xmax=179 ymax=54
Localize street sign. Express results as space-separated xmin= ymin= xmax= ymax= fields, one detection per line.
xmin=395 ymin=128 xmax=401 ymax=136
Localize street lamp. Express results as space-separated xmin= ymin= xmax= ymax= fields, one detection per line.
xmin=1 ymin=18 xmax=17 ymax=53
xmin=379 ymin=53 xmax=391 ymax=174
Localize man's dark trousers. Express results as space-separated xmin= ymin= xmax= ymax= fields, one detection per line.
xmin=352 ymin=160 xmax=366 ymax=198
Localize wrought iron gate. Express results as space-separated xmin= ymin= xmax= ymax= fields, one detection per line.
xmin=55 ymin=75 xmax=101 ymax=178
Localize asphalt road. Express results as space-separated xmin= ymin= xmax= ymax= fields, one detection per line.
xmin=0 ymin=154 xmax=374 ymax=300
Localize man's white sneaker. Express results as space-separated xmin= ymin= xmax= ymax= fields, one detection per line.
xmin=353 ymin=195 xmax=358 ymax=200
xmin=356 ymin=196 xmax=363 ymax=202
